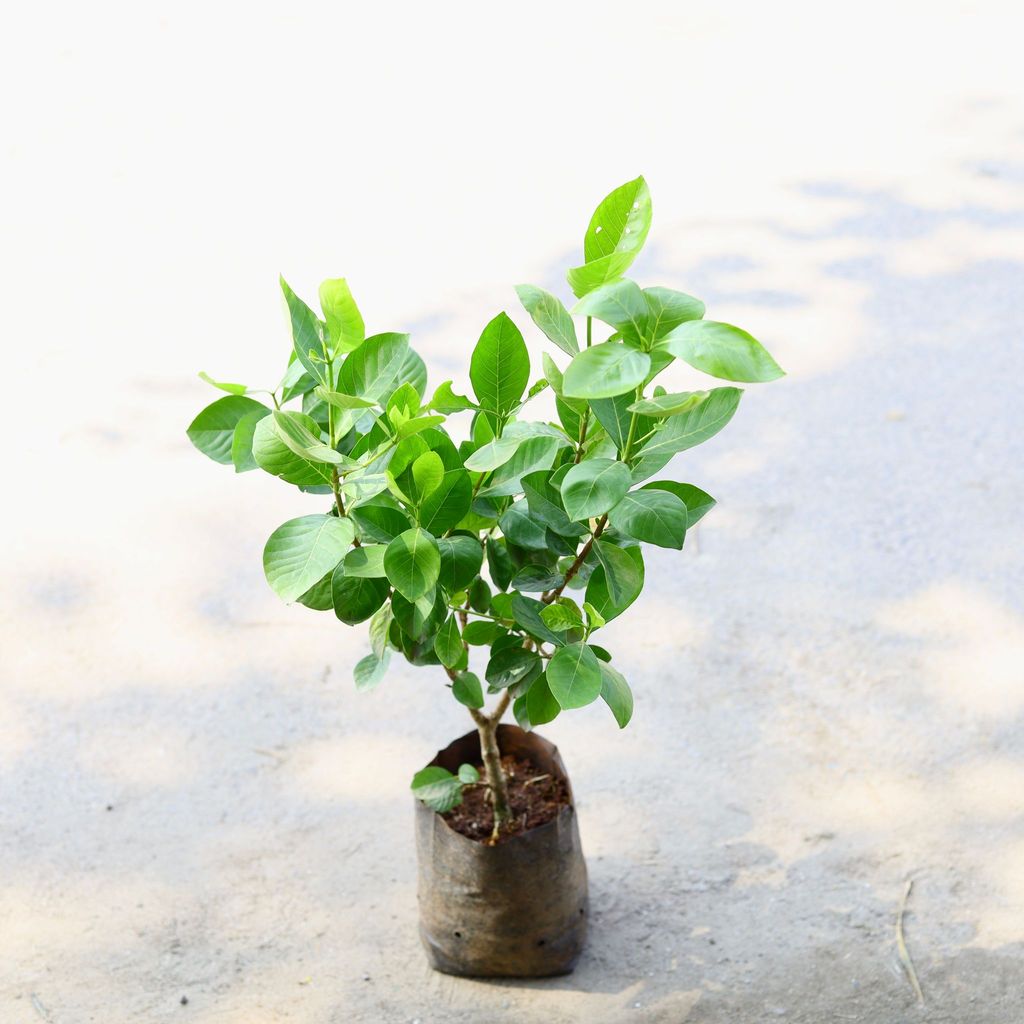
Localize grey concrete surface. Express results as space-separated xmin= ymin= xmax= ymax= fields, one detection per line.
xmin=3 ymin=4 xmax=1024 ymax=1022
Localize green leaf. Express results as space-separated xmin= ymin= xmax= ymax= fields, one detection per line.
xmin=592 ymin=539 xmax=642 ymax=605
xmin=354 ymin=650 xmax=389 ymax=692
xmin=572 ymin=279 xmax=649 ymax=348
xmin=458 ymin=763 xmax=480 ymax=784
xmin=637 ymin=387 xmax=743 ymax=458
xmin=452 ymin=671 xmax=484 ymax=709
xmin=468 ymin=577 xmax=491 ymax=612
xmin=369 ymin=603 xmax=393 ymax=658
xmin=485 ymin=647 xmax=542 ymax=690
xmin=315 ymin=387 xmax=376 ymax=410
xmin=585 ymin=542 xmax=643 ymax=620
xmin=477 ymin=435 xmax=561 ymax=498
xmin=230 ymin=408 xmax=272 ymax=472
xmin=547 ymin=642 xmax=602 ymax=709
xmin=469 ymin=311 xmax=530 ymax=420
xmin=526 ymin=672 xmax=561 ymax=726
xmin=332 ymin=571 xmax=390 ymax=625
xmin=411 ymin=451 xmax=445 ymax=502
xmin=590 ymin=393 xmax=653 ymax=456
xmin=187 ymin=395 xmax=269 ymax=465
xmin=608 ymin=489 xmax=688 ymax=549
xmin=429 ymin=380 xmax=477 ymax=414
xmin=319 ymin=278 xmax=365 ymax=355
xmin=499 ymin=500 xmax=549 ymax=551
xmin=510 ymin=592 xmax=570 ymax=647
xmin=644 ymin=287 xmax=705 ymax=340
xmin=463 ymin=620 xmax=505 ymax=645
xmin=434 ymin=615 xmax=464 ymax=669
xmin=391 ymin=589 xmax=446 ymax=638
xmin=599 ymin=662 xmax=633 ymax=728
xmin=560 ymin=458 xmax=632 ymax=521
xmin=437 ymin=536 xmax=484 ymax=592
xmin=296 ymin=570 xmax=335 ymax=610
xmin=464 ymin=433 xmax=530 ymax=473
xmin=251 ymin=414 xmax=334 ymax=488
xmin=562 ymin=343 xmax=650 ymax=400
xmin=198 ymin=371 xmax=248 ymax=396
xmin=411 ymin=766 xmax=466 ymax=813
xmin=566 ymin=251 xmax=635 ymax=300
xmin=661 ymin=320 xmax=784 ymax=383
xmin=642 ymin=481 xmax=716 ymax=528
xmin=541 ymin=598 xmax=584 ymax=632
xmin=510 ymin=563 xmax=563 ymax=592
xmin=627 ymin=391 xmax=708 ymax=418
xmin=338 ymin=332 xmax=412 ymax=401
xmin=343 ymin=544 xmax=387 ymax=578
xmin=419 ymin=470 xmax=473 ymax=535
xmin=486 ymin=537 xmax=514 ymax=592
xmin=280 ymin=276 xmax=326 ymax=381
xmin=263 ymin=515 xmax=354 ymax=603
xmin=272 ymin=410 xmax=353 ymax=467
xmin=584 ymin=175 xmax=652 ymax=264
xmin=583 ymin=601 xmax=605 ymax=630
xmin=350 ymin=499 xmax=412 ymax=544
xmin=515 ymin=284 xmax=579 ymax=357
xmin=384 ymin=528 xmax=441 ymax=601
xmin=522 ymin=471 xmax=587 ymax=537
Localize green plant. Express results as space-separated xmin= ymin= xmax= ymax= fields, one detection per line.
xmin=187 ymin=176 xmax=783 ymax=840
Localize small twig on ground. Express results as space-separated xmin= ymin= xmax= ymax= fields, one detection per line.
xmin=896 ymin=877 xmax=925 ymax=1006
xmin=523 ymin=774 xmax=551 ymax=787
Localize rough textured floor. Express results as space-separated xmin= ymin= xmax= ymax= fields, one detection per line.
xmin=3 ymin=4 xmax=1024 ymax=1022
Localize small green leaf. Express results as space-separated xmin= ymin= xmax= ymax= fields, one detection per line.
xmin=477 ymin=436 xmax=561 ymax=498
xmin=661 ymin=320 xmax=784 ymax=383
xmin=515 ymin=284 xmax=579 ymax=357
xmin=560 ymin=458 xmax=632 ymax=521
xmin=469 ymin=312 xmax=530 ymax=419
xmin=343 ymin=544 xmax=387 ymax=578
xmin=562 ymin=343 xmax=650 ymax=400
xmin=410 ymin=766 xmax=466 ymax=813
xmin=572 ymin=279 xmax=649 ymax=348
xmin=272 ymin=410 xmax=353 ymax=466
xmin=437 ymin=536 xmax=484 ymax=592
xmin=434 ymin=615 xmax=464 ymax=669
xmin=486 ymin=537 xmax=514 ymax=592
xmin=369 ymin=603 xmax=393 ymax=658
xmin=338 ymin=332 xmax=413 ymax=401
xmin=458 ymin=763 xmax=480 ymax=784
xmin=510 ymin=563 xmax=563 ymax=592
xmin=541 ymin=598 xmax=584 ymax=632
xmin=510 ymin=592 xmax=569 ymax=647
xmin=187 ymin=395 xmax=269 ymax=465
xmin=547 ymin=642 xmax=602 ymax=709
xmin=599 ymin=661 xmax=633 ymax=728
xmin=332 ymin=571 xmax=390 ymax=625
xmin=592 ymin=539 xmax=642 ymax=606
xmin=384 ymin=528 xmax=441 ymax=601
xmin=583 ymin=601 xmax=605 ymax=630
xmin=485 ymin=647 xmax=542 ymax=690
xmin=452 ymin=671 xmax=485 ymax=709
xmin=463 ymin=620 xmax=505 ymax=645
xmin=627 ymin=391 xmax=708 ymax=418
xmin=280 ymin=276 xmax=326 ymax=381
xmin=319 ymin=277 xmax=365 ymax=355
xmin=526 ymin=672 xmax=561 ymax=726
xmin=566 ymin=251 xmax=635 ymax=299
xmin=429 ymin=380 xmax=477 ymax=414
xmin=583 ymin=175 xmax=652 ymax=265
xmin=642 ymin=481 xmax=716 ymax=528
xmin=607 ymin=489 xmax=688 ymax=549
xmin=354 ymin=650 xmax=389 ymax=692
xmin=464 ymin=434 xmax=529 ymax=472
xmin=315 ymin=387 xmax=376 ymax=410
xmin=263 ymin=514 xmax=354 ymax=603
xmin=198 ymin=371 xmax=247 ymax=395
xmin=412 ymin=451 xmax=445 ymax=502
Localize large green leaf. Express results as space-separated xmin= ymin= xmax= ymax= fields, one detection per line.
xmin=637 ymin=387 xmax=743 ymax=458
xmin=566 ymin=251 xmax=634 ymax=299
xmin=583 ymin=175 xmax=652 ymax=264
xmin=383 ymin=528 xmax=441 ymax=601
xmin=500 ymin=499 xmax=549 ymax=551
xmin=343 ymin=544 xmax=387 ymax=577
xmin=263 ymin=515 xmax=354 ymax=602
xmin=338 ymin=332 xmax=411 ymax=401
xmin=332 ymin=570 xmax=390 ymax=625
xmin=522 ymin=471 xmax=587 ymax=538
xmin=562 ymin=342 xmax=650 ymax=400
xmin=437 ymin=535 xmax=483 ymax=592
xmin=560 ymin=458 xmax=632 ymax=521
xmin=515 ymin=284 xmax=579 ymax=357
xmin=642 ymin=481 xmax=716 ymax=528
xmin=585 ymin=542 xmax=644 ymax=621
xmin=599 ymin=662 xmax=633 ymax=728
xmin=319 ymin=278 xmax=365 ymax=355
xmin=644 ymin=287 xmax=705 ymax=340
xmin=661 ymin=320 xmax=784 ymax=383
xmin=607 ymin=489 xmax=688 ymax=549
xmin=526 ymin=672 xmax=561 ymax=726
xmin=411 ymin=765 xmax=472 ymax=813
xmin=251 ymin=414 xmax=335 ymax=488
xmin=419 ymin=470 xmax=473 ymax=534
xmin=572 ymin=279 xmax=649 ymax=347
xmin=469 ymin=312 xmax=530 ymax=419
xmin=477 ymin=436 xmax=561 ymax=498
xmin=272 ymin=410 xmax=353 ymax=467
xmin=187 ymin=395 xmax=269 ymax=465
xmin=280 ymin=276 xmax=326 ymax=381
xmin=485 ymin=647 xmax=541 ymax=690
xmin=230 ymin=408 xmax=272 ymax=472
xmin=547 ymin=642 xmax=602 ymax=709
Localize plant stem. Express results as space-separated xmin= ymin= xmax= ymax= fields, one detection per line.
xmin=543 ymin=514 xmax=607 ymax=604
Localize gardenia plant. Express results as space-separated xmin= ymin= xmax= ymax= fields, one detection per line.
xmin=187 ymin=176 xmax=783 ymax=841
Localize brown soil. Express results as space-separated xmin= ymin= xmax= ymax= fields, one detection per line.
xmin=442 ymin=754 xmax=570 ymax=844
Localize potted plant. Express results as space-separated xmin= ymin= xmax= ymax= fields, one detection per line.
xmin=187 ymin=176 xmax=783 ymax=978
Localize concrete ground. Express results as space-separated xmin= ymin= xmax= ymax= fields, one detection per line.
xmin=3 ymin=3 xmax=1024 ymax=1022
